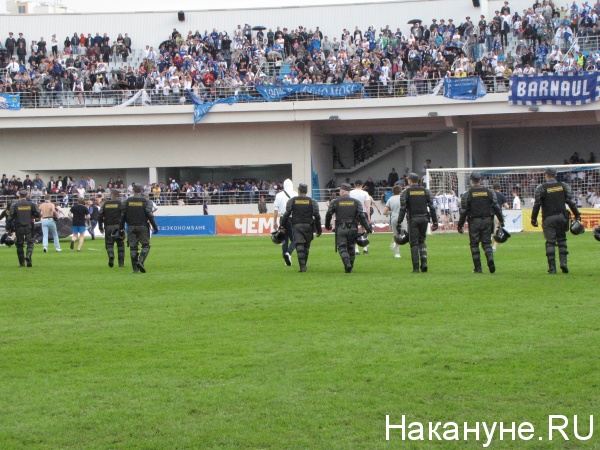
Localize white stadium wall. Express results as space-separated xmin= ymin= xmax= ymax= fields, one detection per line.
xmin=0 ymin=0 xmax=535 ymax=52
xmin=0 ymin=122 xmax=312 ymax=186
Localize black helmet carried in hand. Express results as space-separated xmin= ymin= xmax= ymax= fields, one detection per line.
xmin=570 ymin=219 xmax=585 ymax=235
xmin=593 ymin=226 xmax=600 ymax=242
xmin=356 ymin=232 xmax=370 ymax=247
xmin=493 ymin=226 xmax=511 ymax=243
xmin=111 ymin=228 xmax=126 ymax=242
xmin=271 ymin=229 xmax=285 ymax=245
xmin=394 ymin=229 xmax=409 ymax=246
xmin=3 ymin=233 xmax=15 ymax=247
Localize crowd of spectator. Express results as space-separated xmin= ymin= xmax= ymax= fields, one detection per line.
xmin=5 ymin=1 xmax=600 ymax=107
xmin=0 ymin=172 xmax=122 ymax=206
xmin=0 ymin=30 xmax=142 ymax=106
xmin=157 ymin=178 xmax=302 ymax=205
xmin=0 ymin=172 xmax=310 ymax=207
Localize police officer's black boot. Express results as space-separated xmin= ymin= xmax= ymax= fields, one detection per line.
xmin=118 ymin=245 xmax=125 ymax=267
xmin=343 ymin=257 xmax=352 ymax=273
xmin=136 ymin=258 xmax=146 ymax=273
xmin=137 ymin=247 xmax=149 ymax=273
xmin=419 ymin=244 xmax=428 ymax=272
xmin=299 ymin=249 xmax=308 ymax=273
xmin=471 ymin=246 xmax=482 ymax=273
xmin=546 ymin=244 xmax=556 ymax=274
xmin=558 ymin=241 xmax=568 ymax=273
xmin=131 ymin=255 xmax=139 ymax=273
xmin=559 ymin=251 xmax=568 ymax=274
xmin=296 ymin=245 xmax=306 ymax=272
xmin=107 ymin=248 xmax=115 ymax=268
xmin=25 ymin=249 xmax=33 ymax=268
xmin=17 ymin=248 xmax=25 ymax=267
xmin=485 ymin=251 xmax=495 ymax=274
xmin=411 ymin=246 xmax=420 ymax=273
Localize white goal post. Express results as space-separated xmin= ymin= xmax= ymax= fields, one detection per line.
xmin=426 ymin=163 xmax=600 ymax=232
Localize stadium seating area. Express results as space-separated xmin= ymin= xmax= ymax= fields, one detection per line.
xmin=3 ymin=1 xmax=599 ymax=108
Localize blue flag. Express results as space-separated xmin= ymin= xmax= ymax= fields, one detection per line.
xmin=443 ymin=77 xmax=486 ymax=101
xmin=189 ymin=91 xmax=260 ymax=124
xmin=0 ymin=94 xmax=21 ymax=110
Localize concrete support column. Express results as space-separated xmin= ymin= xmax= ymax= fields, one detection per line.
xmin=149 ymin=167 xmax=158 ymax=184
xmin=456 ymin=126 xmax=470 ymax=169
xmin=405 ymin=145 xmax=413 ymax=174
xmin=456 ymin=125 xmax=471 ymax=194
xmin=294 ymin=123 xmax=313 ymax=194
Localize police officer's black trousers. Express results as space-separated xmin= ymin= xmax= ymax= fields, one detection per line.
xmin=408 ymin=216 xmax=429 ymax=271
xmin=105 ymin=224 xmax=125 ymax=266
xmin=543 ymin=214 xmax=569 ymax=271
xmin=336 ymin=225 xmax=358 ymax=271
xmin=468 ymin=217 xmax=494 ymax=272
xmin=128 ymin=225 xmax=150 ymax=270
xmin=15 ymin=224 xmax=34 ymax=265
xmin=292 ymin=224 xmax=313 ymax=269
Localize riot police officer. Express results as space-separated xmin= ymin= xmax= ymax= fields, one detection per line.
xmin=279 ymin=183 xmax=322 ymax=272
xmin=120 ymin=184 xmax=159 ymax=273
xmin=98 ymin=190 xmax=124 ymax=268
xmin=8 ymin=190 xmax=41 ymax=267
xmin=325 ymin=183 xmax=372 ymax=273
xmin=531 ymin=167 xmax=580 ymax=274
xmin=457 ymin=173 xmax=504 ymax=273
xmin=397 ymin=173 xmax=438 ymax=273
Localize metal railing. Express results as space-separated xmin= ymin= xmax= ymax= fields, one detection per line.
xmin=6 ymin=75 xmax=521 ymax=109
xmin=1 ymin=190 xmax=275 ymax=207
xmin=6 ymin=182 xmax=596 ymax=209
xmin=565 ymin=35 xmax=600 ymax=60
xmin=1 ymin=188 xmax=388 ymax=207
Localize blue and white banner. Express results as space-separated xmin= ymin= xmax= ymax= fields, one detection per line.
xmin=443 ymin=77 xmax=486 ymax=101
xmin=0 ymin=94 xmax=21 ymax=110
xmin=255 ymin=82 xmax=363 ymax=102
xmin=154 ymin=215 xmax=216 ymax=236
xmin=509 ymin=72 xmax=600 ymax=106
xmin=188 ymin=90 xmax=259 ymax=124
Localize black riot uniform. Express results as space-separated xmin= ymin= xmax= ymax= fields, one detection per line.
xmin=99 ymin=195 xmax=124 ymax=268
xmin=397 ymin=174 xmax=438 ymax=273
xmin=458 ymin=174 xmax=504 ymax=273
xmin=531 ymin=168 xmax=580 ymax=274
xmin=120 ymin=186 xmax=159 ymax=273
xmin=279 ymin=184 xmax=322 ymax=272
xmin=325 ymin=184 xmax=372 ymax=273
xmin=8 ymin=191 xmax=41 ymax=267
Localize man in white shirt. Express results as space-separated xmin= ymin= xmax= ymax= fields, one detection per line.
xmin=512 ymin=189 xmax=521 ymax=209
xmin=273 ymin=178 xmax=298 ymax=266
xmin=349 ymin=180 xmax=371 ymax=254
xmin=383 ymin=185 xmax=402 ymax=258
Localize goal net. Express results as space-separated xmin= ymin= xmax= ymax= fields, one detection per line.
xmin=426 ymin=164 xmax=600 ymax=232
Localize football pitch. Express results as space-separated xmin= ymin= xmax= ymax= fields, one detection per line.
xmin=1 ymin=232 xmax=598 ymax=449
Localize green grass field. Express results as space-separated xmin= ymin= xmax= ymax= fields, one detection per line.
xmin=1 ymin=232 xmax=598 ymax=449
